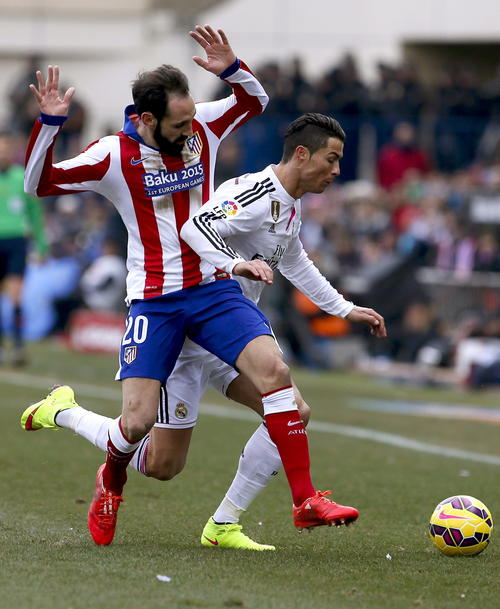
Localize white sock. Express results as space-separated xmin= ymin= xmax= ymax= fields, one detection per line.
xmin=55 ymin=407 xmax=148 ymax=474
xmin=213 ymin=423 xmax=282 ymax=524
xmin=108 ymin=416 xmax=142 ymax=453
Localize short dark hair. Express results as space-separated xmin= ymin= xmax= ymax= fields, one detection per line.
xmin=132 ymin=65 xmax=190 ymax=121
xmin=282 ymin=113 xmax=345 ymax=162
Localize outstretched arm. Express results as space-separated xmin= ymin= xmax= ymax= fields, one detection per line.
xmin=25 ymin=65 xmax=111 ymax=197
xmin=280 ymin=235 xmax=387 ymax=337
xmin=189 ymin=25 xmax=268 ymax=138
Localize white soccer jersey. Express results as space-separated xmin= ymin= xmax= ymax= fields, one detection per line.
xmin=24 ymin=60 xmax=268 ymax=303
xmin=181 ymin=164 xmax=354 ymax=317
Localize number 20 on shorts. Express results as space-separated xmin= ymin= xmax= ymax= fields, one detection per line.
xmin=122 ymin=314 xmax=149 ymax=345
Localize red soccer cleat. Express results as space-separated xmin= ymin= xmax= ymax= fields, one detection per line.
xmin=87 ymin=464 xmax=123 ymax=545
xmin=293 ymin=490 xmax=359 ymax=529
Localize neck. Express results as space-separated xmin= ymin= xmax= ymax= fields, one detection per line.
xmin=273 ymin=162 xmax=303 ymax=199
xmin=136 ymin=123 xmax=158 ymax=149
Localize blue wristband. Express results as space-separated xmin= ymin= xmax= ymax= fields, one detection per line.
xmin=40 ymin=113 xmax=67 ymax=126
xmin=218 ymin=58 xmax=241 ymax=80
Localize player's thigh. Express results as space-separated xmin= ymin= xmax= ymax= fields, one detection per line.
xmin=117 ymin=296 xmax=186 ymax=383
xmin=155 ymin=339 xmax=210 ymax=429
xmin=186 ymin=280 xmax=273 ymax=370
xmin=146 ymin=426 xmax=194 ymax=481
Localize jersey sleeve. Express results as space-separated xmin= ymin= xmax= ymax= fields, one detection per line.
xmin=25 ymin=115 xmax=112 ymax=197
xmin=181 ymin=179 xmax=270 ymax=273
xmin=194 ymin=59 xmax=268 ymax=141
xmin=279 ymin=234 xmax=355 ymax=318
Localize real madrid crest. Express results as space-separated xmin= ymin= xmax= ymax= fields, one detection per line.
xmin=175 ymin=403 xmax=188 ymax=419
xmin=271 ymin=200 xmax=280 ymax=223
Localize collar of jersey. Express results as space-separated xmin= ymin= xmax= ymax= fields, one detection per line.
xmin=122 ymin=104 xmax=161 ymax=152
xmin=267 ymin=164 xmax=296 ymax=204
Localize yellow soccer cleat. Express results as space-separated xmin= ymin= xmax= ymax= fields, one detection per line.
xmin=201 ymin=517 xmax=275 ymax=551
xmin=20 ymin=385 xmax=78 ymax=431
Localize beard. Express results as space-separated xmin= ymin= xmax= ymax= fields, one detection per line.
xmin=153 ymin=123 xmax=187 ymax=156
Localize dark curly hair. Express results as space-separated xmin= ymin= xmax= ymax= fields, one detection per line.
xmin=132 ymin=65 xmax=190 ymax=121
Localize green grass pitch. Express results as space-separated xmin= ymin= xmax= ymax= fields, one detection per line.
xmin=0 ymin=340 xmax=498 ymax=609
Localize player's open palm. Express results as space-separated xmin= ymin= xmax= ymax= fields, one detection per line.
xmin=29 ymin=65 xmax=75 ymax=116
xmin=189 ymin=25 xmax=236 ymax=75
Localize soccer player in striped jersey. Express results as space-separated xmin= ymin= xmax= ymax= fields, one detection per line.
xmin=23 ymin=110 xmax=386 ymax=550
xmin=23 ymin=25 xmax=288 ymax=546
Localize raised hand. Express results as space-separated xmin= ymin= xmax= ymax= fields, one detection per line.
xmin=189 ymin=25 xmax=237 ymax=75
xmin=29 ymin=65 xmax=75 ymax=116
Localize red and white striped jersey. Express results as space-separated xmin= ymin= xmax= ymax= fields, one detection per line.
xmin=25 ymin=60 xmax=268 ymax=303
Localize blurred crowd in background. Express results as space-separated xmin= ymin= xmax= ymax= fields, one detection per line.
xmin=1 ymin=54 xmax=500 ymax=387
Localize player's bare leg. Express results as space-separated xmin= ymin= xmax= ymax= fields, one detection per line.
xmin=200 ymin=377 xmax=311 ymax=550
xmin=235 ymin=335 xmax=358 ymax=529
xmin=88 ymin=377 xmax=160 ymax=545
xmin=145 ymin=427 xmax=193 ymax=480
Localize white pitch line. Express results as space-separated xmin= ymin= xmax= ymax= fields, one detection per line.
xmin=3 ymin=370 xmax=500 ymax=467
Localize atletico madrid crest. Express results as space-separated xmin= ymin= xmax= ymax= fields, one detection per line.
xmin=186 ymin=132 xmax=203 ymax=156
xmin=124 ymin=346 xmax=137 ymax=364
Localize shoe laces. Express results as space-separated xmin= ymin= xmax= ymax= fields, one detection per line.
xmin=96 ymin=490 xmax=123 ymax=526
xmin=313 ymin=490 xmax=334 ymax=504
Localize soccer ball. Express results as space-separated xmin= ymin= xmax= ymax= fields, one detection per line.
xmin=429 ymin=495 xmax=493 ymax=556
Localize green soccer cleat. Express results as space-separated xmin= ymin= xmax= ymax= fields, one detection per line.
xmin=20 ymin=385 xmax=78 ymax=431
xmin=200 ymin=517 xmax=276 ymax=551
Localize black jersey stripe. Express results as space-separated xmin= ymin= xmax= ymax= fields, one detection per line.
xmin=193 ymin=212 xmax=241 ymax=260
xmin=240 ymin=184 xmax=276 ymax=207
xmin=235 ymin=177 xmax=274 ymax=204
xmin=157 ymin=383 xmax=168 ymax=424
xmin=234 ymin=181 xmax=264 ymax=203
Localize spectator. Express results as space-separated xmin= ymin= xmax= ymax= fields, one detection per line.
xmin=377 ymin=122 xmax=430 ymax=190
xmin=0 ymin=131 xmax=48 ymax=364
xmin=80 ymin=239 xmax=127 ymax=312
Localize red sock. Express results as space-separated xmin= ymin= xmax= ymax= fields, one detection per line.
xmin=263 ymin=395 xmax=315 ymax=506
xmin=103 ymin=438 xmax=134 ymax=494
xmin=103 ymin=418 xmax=139 ymax=494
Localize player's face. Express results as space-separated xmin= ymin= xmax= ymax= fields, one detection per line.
xmin=155 ymin=95 xmax=196 ymax=155
xmin=301 ymin=137 xmax=343 ymax=193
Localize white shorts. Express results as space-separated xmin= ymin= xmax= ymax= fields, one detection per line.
xmin=154 ymin=338 xmax=239 ymax=429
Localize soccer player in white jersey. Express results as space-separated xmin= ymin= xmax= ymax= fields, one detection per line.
xmin=23 ymin=25 xmax=373 ymax=548
xmin=23 ymin=109 xmax=386 ymax=550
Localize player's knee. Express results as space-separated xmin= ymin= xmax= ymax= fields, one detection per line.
xmin=263 ymin=356 xmax=290 ymax=387
xmin=297 ymin=399 xmax=311 ymax=426
xmin=147 ymin=458 xmax=186 ymax=481
xmin=121 ymin=410 xmax=156 ymax=442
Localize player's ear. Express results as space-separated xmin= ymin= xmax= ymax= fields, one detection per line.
xmin=140 ymin=112 xmax=157 ymax=128
xmin=295 ymin=145 xmax=310 ymax=163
